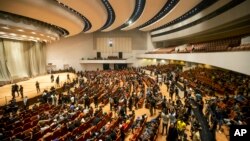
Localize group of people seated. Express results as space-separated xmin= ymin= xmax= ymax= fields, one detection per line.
xmin=0 ymin=63 xmax=249 ymax=141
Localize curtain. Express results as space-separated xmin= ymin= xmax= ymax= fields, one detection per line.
xmin=0 ymin=39 xmax=10 ymax=82
xmin=29 ymin=42 xmax=47 ymax=76
xmin=0 ymin=38 xmax=46 ymax=83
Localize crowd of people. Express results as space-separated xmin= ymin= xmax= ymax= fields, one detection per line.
xmin=0 ymin=64 xmax=249 ymax=141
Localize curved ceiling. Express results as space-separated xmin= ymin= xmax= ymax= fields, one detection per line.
xmin=0 ymin=0 xmax=83 ymax=36
xmin=58 ymin=0 xmax=107 ymax=33
xmin=102 ymin=0 xmax=135 ymax=32
xmin=139 ymin=0 xmax=202 ymax=31
xmin=122 ymin=0 xmax=167 ymax=31
xmin=0 ymin=0 xmax=249 ymax=43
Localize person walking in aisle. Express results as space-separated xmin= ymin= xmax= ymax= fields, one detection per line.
xmin=167 ymin=123 xmax=178 ymax=141
xmin=162 ymin=109 xmax=170 ymax=135
xmin=36 ymin=81 xmax=40 ymax=94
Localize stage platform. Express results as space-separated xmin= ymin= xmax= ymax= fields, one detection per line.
xmin=0 ymin=73 xmax=76 ymax=106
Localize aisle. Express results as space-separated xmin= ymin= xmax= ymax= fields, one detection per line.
xmin=190 ymin=99 xmax=215 ymax=141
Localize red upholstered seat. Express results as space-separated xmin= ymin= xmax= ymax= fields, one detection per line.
xmin=12 ymin=126 xmax=22 ymax=136
xmin=33 ymin=131 xmax=43 ymax=141
xmin=23 ymin=122 xmax=32 ymax=131
xmin=43 ymin=133 xmax=53 ymax=141
xmin=71 ymin=127 xmax=79 ymax=136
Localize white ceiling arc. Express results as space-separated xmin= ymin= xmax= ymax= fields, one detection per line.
xmin=0 ymin=0 xmax=84 ymax=37
xmin=151 ymin=0 xmax=231 ymax=35
xmin=122 ymin=0 xmax=167 ymax=31
xmin=102 ymin=0 xmax=135 ymax=32
xmin=58 ymin=0 xmax=107 ymax=33
xmin=140 ymin=0 xmax=201 ymax=31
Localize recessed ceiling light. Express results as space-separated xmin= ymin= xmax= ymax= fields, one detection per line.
xmin=0 ymin=32 xmax=6 ymax=34
xmin=31 ymin=32 xmax=36 ymax=34
xmin=17 ymin=29 xmax=24 ymax=32
xmin=9 ymin=33 xmax=17 ymax=36
xmin=21 ymin=35 xmax=27 ymax=37
xmin=30 ymin=36 xmax=34 ymax=39
xmin=36 ymin=37 xmax=40 ymax=40
xmin=2 ymin=26 xmax=10 ymax=29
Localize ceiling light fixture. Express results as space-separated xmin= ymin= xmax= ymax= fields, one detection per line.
xmin=31 ymin=32 xmax=36 ymax=34
xmin=17 ymin=29 xmax=24 ymax=32
xmin=9 ymin=33 xmax=17 ymax=36
xmin=2 ymin=26 xmax=10 ymax=29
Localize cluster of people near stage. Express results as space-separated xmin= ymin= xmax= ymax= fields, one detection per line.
xmin=11 ymin=83 xmax=23 ymax=99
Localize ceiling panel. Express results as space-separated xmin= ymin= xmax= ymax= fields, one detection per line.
xmin=0 ymin=0 xmax=83 ymax=36
xmin=122 ymin=0 xmax=167 ymax=30
xmin=151 ymin=0 xmax=231 ymax=35
xmin=102 ymin=0 xmax=135 ymax=32
xmin=140 ymin=0 xmax=201 ymax=31
xmin=59 ymin=0 xmax=107 ymax=33
xmin=0 ymin=0 xmax=248 ymax=44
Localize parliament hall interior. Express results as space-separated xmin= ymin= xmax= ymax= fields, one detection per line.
xmin=0 ymin=0 xmax=250 ymax=141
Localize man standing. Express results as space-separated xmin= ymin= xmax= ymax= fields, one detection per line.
xmin=94 ymin=94 xmax=98 ymax=108
xmin=56 ymin=75 xmax=60 ymax=87
xmin=162 ymin=109 xmax=169 ymax=135
xmin=109 ymin=96 xmax=114 ymax=111
xmin=19 ymin=85 xmax=23 ymax=98
xmin=36 ymin=81 xmax=40 ymax=94
xmin=14 ymin=83 xmax=19 ymax=97
xmin=11 ymin=84 xmax=15 ymax=99
xmin=84 ymin=95 xmax=90 ymax=109
xmin=167 ymin=123 xmax=178 ymax=141
xmin=51 ymin=74 xmax=54 ymax=83
xmin=67 ymin=74 xmax=70 ymax=82
xmin=177 ymin=119 xmax=186 ymax=140
xmin=23 ymin=96 xmax=28 ymax=109
xmin=175 ymin=87 xmax=179 ymax=98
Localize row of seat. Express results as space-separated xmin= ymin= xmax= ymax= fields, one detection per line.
xmin=129 ymin=116 xmax=148 ymax=141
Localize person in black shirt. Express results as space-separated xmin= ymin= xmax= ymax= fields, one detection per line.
xmin=51 ymin=74 xmax=54 ymax=83
xmin=36 ymin=81 xmax=40 ymax=93
xmin=14 ymin=84 xmax=19 ymax=96
xmin=92 ymin=117 xmax=101 ymax=126
xmin=56 ymin=75 xmax=60 ymax=87
xmin=67 ymin=74 xmax=70 ymax=81
xmin=94 ymin=94 xmax=98 ymax=108
xmin=120 ymin=128 xmax=125 ymax=141
xmin=85 ymin=96 xmax=90 ymax=109
xmin=167 ymin=123 xmax=178 ymax=141
xmin=128 ymin=97 xmax=133 ymax=111
xmin=19 ymin=85 xmax=23 ymax=98
xmin=175 ymin=87 xmax=179 ymax=98
xmin=110 ymin=130 xmax=117 ymax=140
xmin=11 ymin=84 xmax=15 ymax=99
